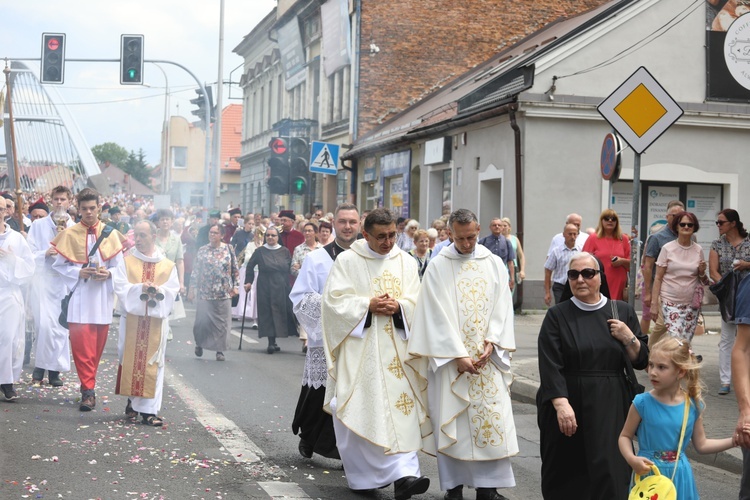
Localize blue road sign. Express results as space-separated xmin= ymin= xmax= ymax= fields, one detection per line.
xmin=309 ymin=141 xmax=340 ymax=175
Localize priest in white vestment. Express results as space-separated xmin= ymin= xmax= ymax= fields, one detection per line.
xmin=321 ymin=208 xmax=431 ymax=500
xmin=289 ymin=204 xmax=360 ymax=460
xmin=408 ymin=209 xmax=518 ymax=500
xmin=113 ymin=221 xmax=178 ymax=426
xmin=0 ymin=196 xmax=35 ymax=401
xmin=27 ymin=186 xmax=75 ymax=386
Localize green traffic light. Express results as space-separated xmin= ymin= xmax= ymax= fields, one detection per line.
xmin=292 ymin=178 xmax=307 ymax=194
xmin=127 ymin=68 xmax=137 ymax=80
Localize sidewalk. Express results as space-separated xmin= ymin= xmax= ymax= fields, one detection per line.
xmin=510 ymin=311 xmax=745 ymax=474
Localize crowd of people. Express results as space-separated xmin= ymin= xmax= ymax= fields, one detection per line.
xmin=3 ymin=185 xmax=750 ymax=499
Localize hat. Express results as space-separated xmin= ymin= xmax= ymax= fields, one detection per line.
xmin=102 ymin=203 xmax=111 ymax=211
xmin=109 ymin=206 xmax=121 ymax=215
xmin=0 ymin=192 xmax=12 ymax=201
xmin=209 ymin=209 xmax=221 ymax=219
xmin=279 ymin=210 xmax=295 ymax=220
xmin=228 ymin=207 xmax=242 ymax=216
xmin=29 ymin=198 xmax=49 ymax=214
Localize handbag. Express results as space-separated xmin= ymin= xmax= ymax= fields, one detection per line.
xmin=230 ymin=246 xmax=240 ymax=307
xmin=628 ymin=397 xmax=690 ymax=500
xmin=612 ymin=300 xmax=646 ymax=401
xmin=59 ymin=226 xmax=114 ymax=329
xmin=710 ymin=270 xmax=741 ymax=323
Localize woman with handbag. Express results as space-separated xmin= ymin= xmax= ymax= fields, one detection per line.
xmin=619 ymin=337 xmax=737 ymax=499
xmin=582 ymin=209 xmax=631 ymax=300
xmin=709 ymin=208 xmax=750 ymax=395
xmin=651 ymin=212 xmax=710 ymax=344
xmin=537 ymin=252 xmax=648 ymax=499
xmin=188 ymin=223 xmax=239 ymax=362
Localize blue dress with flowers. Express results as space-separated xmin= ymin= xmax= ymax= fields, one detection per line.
xmin=633 ymin=392 xmax=700 ymax=499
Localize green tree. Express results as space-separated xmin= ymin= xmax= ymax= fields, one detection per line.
xmin=91 ymin=142 xmax=129 ymax=167
xmin=123 ymin=148 xmax=153 ymax=186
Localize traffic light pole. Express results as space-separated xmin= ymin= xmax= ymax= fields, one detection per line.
xmin=16 ymin=57 xmax=215 ymax=209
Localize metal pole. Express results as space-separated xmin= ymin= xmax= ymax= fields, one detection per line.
xmin=213 ymin=0 xmax=225 ymax=210
xmin=628 ymin=153 xmax=641 ymax=307
xmin=3 ymin=61 xmax=24 ymax=228
xmin=152 ymin=63 xmax=170 ymax=195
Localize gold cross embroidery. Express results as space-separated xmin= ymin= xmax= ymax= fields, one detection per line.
xmin=388 ymin=356 xmax=405 ymax=379
xmin=395 ymin=392 xmax=415 ymax=416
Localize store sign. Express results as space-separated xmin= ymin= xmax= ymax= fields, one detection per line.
xmin=424 ymin=137 xmax=451 ymax=165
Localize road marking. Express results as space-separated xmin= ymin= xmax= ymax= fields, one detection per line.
xmin=165 ymin=365 xmax=265 ymax=463
xmin=258 ymin=482 xmax=311 ymax=499
xmin=231 ymin=328 xmax=258 ymax=343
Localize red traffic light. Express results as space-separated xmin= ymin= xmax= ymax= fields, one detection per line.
xmin=269 ymin=138 xmax=288 ymax=155
xmin=47 ymin=38 xmax=60 ymax=51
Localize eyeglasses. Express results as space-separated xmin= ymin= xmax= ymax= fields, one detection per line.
xmin=679 ymin=222 xmax=695 ymax=228
xmin=567 ymin=268 xmax=599 ymax=280
xmin=602 ymin=216 xmax=617 ymax=222
xmin=374 ymin=232 xmax=398 ymax=243
xmin=716 ymin=220 xmax=729 ymax=226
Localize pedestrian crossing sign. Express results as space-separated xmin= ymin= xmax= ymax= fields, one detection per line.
xmin=309 ymin=141 xmax=340 ymax=175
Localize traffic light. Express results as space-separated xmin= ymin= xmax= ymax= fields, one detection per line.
xmin=289 ymin=137 xmax=310 ymax=195
xmin=268 ymin=137 xmax=290 ymax=195
xmin=40 ymin=33 xmax=66 ymax=84
xmin=120 ymin=35 xmax=144 ymax=85
xmin=190 ymin=86 xmax=214 ymax=128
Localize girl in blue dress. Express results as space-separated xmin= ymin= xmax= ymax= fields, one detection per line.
xmin=618 ymin=337 xmax=738 ymax=499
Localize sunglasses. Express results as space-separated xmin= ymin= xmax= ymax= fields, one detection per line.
xmin=602 ymin=216 xmax=617 ymax=222
xmin=567 ymin=268 xmax=599 ymax=280
xmin=715 ymin=220 xmax=729 ymax=226
xmin=679 ymin=222 xmax=694 ymax=228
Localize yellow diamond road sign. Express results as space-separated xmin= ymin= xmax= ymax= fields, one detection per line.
xmin=598 ymin=67 xmax=683 ymax=154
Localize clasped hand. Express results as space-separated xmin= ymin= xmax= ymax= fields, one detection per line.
xmin=457 ymin=341 xmax=494 ymax=375
xmin=369 ymin=293 xmax=399 ymax=316
xmin=80 ymin=265 xmax=108 ymax=280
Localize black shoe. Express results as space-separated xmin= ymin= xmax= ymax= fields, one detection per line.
xmin=476 ymin=488 xmax=509 ymax=500
xmin=266 ymin=346 xmax=275 ymax=354
xmin=298 ymin=439 xmax=314 ymax=458
xmin=195 ymin=346 xmax=203 ymax=357
xmin=1 ymin=384 xmax=18 ymax=401
xmin=32 ymin=367 xmax=45 ymax=385
xmin=273 ymin=344 xmax=281 ymax=352
xmin=394 ymin=476 xmax=430 ymax=500
xmin=79 ymin=395 xmax=96 ymax=412
xmin=445 ymin=485 xmax=463 ymax=500
xmin=48 ymin=371 xmax=63 ymax=387
xmin=216 ymin=352 xmax=225 ymax=361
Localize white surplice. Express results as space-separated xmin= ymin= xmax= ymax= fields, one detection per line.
xmin=53 ymin=233 xmax=123 ymax=325
xmin=113 ymin=248 xmax=179 ymax=414
xmin=0 ymin=226 xmax=35 ymax=383
xmin=27 ymin=214 xmax=75 ymax=371
xmin=408 ymin=243 xmax=518 ymax=491
xmin=321 ymin=239 xmax=428 ymax=489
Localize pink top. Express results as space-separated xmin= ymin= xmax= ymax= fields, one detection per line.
xmin=582 ymin=235 xmax=631 ymax=301
xmin=656 ymin=240 xmax=704 ymax=304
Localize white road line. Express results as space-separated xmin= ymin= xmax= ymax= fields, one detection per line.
xmin=164 ymin=365 xmax=265 ymax=463
xmin=257 ymin=482 xmax=311 ymax=499
xmin=231 ymin=328 xmax=259 ymax=343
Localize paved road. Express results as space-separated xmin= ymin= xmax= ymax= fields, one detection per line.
xmin=0 ymin=308 xmax=743 ymax=498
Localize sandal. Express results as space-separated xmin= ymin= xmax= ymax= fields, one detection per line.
xmin=141 ymin=414 xmax=164 ymax=427
xmin=125 ymin=399 xmax=138 ymax=419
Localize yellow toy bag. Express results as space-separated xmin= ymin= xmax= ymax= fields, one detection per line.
xmin=628 ymin=397 xmax=689 ymax=500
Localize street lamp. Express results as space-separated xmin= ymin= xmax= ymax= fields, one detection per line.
xmin=151 ymin=63 xmax=171 ymax=194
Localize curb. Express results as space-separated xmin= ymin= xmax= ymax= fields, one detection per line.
xmin=509 ymin=373 xmax=744 ymax=474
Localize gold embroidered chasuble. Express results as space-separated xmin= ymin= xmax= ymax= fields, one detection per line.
xmin=321 ymin=239 xmax=429 ymax=454
xmin=116 ymin=254 xmax=175 ymax=398
xmin=407 ymin=244 xmax=519 ymax=461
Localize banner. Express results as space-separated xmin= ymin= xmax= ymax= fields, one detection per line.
xmin=278 ymin=18 xmax=307 ymax=90
xmin=706 ymin=1 xmax=750 ymax=101
xmin=321 ymin=0 xmax=351 ymax=77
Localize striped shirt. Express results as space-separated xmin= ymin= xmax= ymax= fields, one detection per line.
xmin=544 ymin=244 xmax=580 ymax=285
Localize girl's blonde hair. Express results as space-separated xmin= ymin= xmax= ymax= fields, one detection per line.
xmin=650 ymin=337 xmax=704 ymax=407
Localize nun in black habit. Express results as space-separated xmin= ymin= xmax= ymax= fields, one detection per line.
xmin=537 ymin=252 xmax=648 ymax=500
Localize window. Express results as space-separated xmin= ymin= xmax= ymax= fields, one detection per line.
xmin=172 ymin=146 xmax=187 ymax=169
xmin=327 ymin=67 xmax=349 ymax=124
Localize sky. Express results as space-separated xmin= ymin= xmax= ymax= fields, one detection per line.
xmin=0 ymin=0 xmax=276 ymax=167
